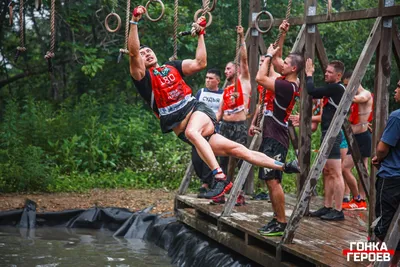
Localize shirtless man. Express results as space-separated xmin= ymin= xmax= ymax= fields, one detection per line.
xmin=128 ymin=6 xmax=300 ymax=203
xmin=341 ymin=70 xmax=372 ymax=210
xmin=217 ymin=26 xmax=251 ymax=182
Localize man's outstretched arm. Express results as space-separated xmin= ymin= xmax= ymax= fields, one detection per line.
xmin=128 ymin=6 xmax=146 ymax=81
xmin=255 ymin=44 xmax=279 ymax=92
xmin=272 ymin=20 xmax=289 ymax=73
xmin=182 ymin=17 xmax=207 ymax=76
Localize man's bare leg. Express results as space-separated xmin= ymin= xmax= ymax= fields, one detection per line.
xmin=266 ymin=179 xmax=286 ymax=223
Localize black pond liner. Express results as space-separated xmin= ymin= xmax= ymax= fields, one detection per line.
xmin=0 ymin=199 xmax=259 ymax=267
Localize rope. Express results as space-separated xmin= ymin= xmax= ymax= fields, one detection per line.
xmin=15 ymin=0 xmax=26 ymax=61
xmin=169 ymin=0 xmax=178 ymax=61
xmin=119 ymin=0 xmax=131 ymax=56
xmin=190 ymin=0 xmax=210 ymax=37
xmin=44 ymin=0 xmax=56 ymax=71
xmin=256 ymin=0 xmax=292 ymax=127
xmin=234 ymin=0 xmax=241 ymax=93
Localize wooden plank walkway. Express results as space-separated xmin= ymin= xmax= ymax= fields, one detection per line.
xmin=175 ymin=194 xmax=370 ymax=267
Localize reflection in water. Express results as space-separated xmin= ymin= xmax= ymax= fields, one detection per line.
xmin=0 ymin=227 xmax=174 ymax=267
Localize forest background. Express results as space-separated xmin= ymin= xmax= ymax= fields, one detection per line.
xmin=0 ymin=0 xmax=399 ymax=194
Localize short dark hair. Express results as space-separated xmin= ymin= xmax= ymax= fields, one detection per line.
xmin=329 ymin=60 xmax=345 ymax=74
xmin=139 ymin=45 xmax=150 ymax=50
xmin=342 ymin=70 xmax=353 ymax=81
xmin=207 ymin=68 xmax=221 ymax=79
xmin=287 ymin=52 xmax=305 ymax=74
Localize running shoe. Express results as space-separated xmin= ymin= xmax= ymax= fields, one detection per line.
xmin=320 ymin=209 xmax=345 ymax=221
xmin=251 ymin=192 xmax=270 ymax=201
xmin=203 ymin=179 xmax=233 ymax=200
xmin=283 ymin=160 xmax=300 ymax=174
xmin=235 ymin=193 xmax=246 ymax=206
xmin=309 ymin=206 xmax=332 ymax=217
xmin=210 ymin=195 xmax=226 ymax=205
xmin=258 ymin=218 xmax=277 ymax=232
xmin=342 ymin=199 xmax=367 ymax=211
xmin=259 ymin=221 xmax=287 ymax=236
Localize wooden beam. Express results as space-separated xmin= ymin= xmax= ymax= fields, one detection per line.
xmin=375 ymin=205 xmax=400 ymax=267
xmin=341 ymin=120 xmax=370 ymax=199
xmin=296 ymin=1 xmax=316 ymax=199
xmin=315 ymin=27 xmax=329 ymax=71
xmin=370 ymin=13 xmax=393 ymax=237
xmin=288 ymin=121 xmax=299 ymax=157
xmin=290 ymin=24 xmax=306 ymax=53
xmin=280 ymin=17 xmax=382 ymax=245
xmin=393 ymin=25 xmax=400 ymax=69
xmin=258 ymin=6 xmax=400 ymax=27
xmin=177 ymin=161 xmax=194 ymax=195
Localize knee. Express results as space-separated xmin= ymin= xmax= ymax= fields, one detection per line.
xmin=185 ymin=128 xmax=199 ymax=143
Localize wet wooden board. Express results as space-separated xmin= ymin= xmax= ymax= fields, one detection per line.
xmin=176 ymin=194 xmax=368 ymax=267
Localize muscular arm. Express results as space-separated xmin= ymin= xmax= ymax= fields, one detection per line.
xmin=216 ymin=98 xmax=224 ymax=122
xmin=128 ymin=9 xmax=146 ymax=81
xmin=239 ymin=30 xmax=250 ymax=81
xmin=306 ymin=76 xmax=343 ymax=98
xmin=375 ymin=141 xmax=391 ymax=162
xmin=181 ymin=34 xmax=207 ymax=76
xmin=256 ymin=56 xmax=277 ymax=92
xmin=353 ymin=88 xmax=371 ymax=103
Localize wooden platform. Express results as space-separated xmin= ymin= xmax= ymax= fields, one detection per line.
xmin=175 ymin=194 xmax=370 ymax=267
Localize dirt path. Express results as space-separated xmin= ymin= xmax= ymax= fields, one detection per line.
xmin=0 ymin=189 xmax=177 ymax=214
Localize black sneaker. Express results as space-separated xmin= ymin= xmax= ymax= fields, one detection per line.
xmin=283 ymin=160 xmax=300 ymax=174
xmin=309 ymin=206 xmax=332 ymax=217
xmin=259 ymin=221 xmax=287 ymax=236
xmin=257 ymin=218 xmax=277 ymax=232
xmin=203 ymin=179 xmax=233 ymax=199
xmin=251 ymin=192 xmax=270 ymax=201
xmin=320 ymin=209 xmax=345 ymax=221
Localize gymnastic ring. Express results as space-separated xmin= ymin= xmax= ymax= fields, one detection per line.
xmin=35 ymin=0 xmax=41 ymax=11
xmin=255 ymin=10 xmax=274 ymax=34
xmin=202 ymin=0 xmax=217 ymax=12
xmin=193 ymin=9 xmax=212 ymax=27
xmin=145 ymin=0 xmax=165 ymax=22
xmin=105 ymin=12 xmax=121 ymax=33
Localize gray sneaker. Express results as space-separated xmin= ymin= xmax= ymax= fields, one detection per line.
xmin=320 ymin=209 xmax=345 ymax=221
xmin=309 ymin=206 xmax=332 ymax=217
xmin=283 ymin=160 xmax=300 ymax=173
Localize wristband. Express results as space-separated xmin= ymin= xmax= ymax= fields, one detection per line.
xmin=240 ymin=43 xmax=246 ymax=47
xmin=265 ymin=53 xmax=273 ymax=58
xmin=130 ymin=20 xmax=138 ymax=25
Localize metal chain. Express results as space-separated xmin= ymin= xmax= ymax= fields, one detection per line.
xmin=262 ymin=0 xmax=267 ymax=10
xmin=256 ymin=0 xmax=292 ymax=127
xmin=234 ymin=0 xmax=241 ymax=92
xmin=169 ymin=0 xmax=178 ymax=61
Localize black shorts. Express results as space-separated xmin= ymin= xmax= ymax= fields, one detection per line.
xmin=321 ymin=131 xmax=342 ymax=159
xmin=258 ymin=138 xmax=287 ymax=182
xmin=219 ymin=120 xmax=248 ymax=175
xmin=374 ymin=176 xmax=400 ymax=251
xmin=177 ymin=101 xmax=217 ymax=145
xmin=346 ymin=130 xmax=372 ymax=158
xmin=219 ymin=120 xmax=248 ymax=145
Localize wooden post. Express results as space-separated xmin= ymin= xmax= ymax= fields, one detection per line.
xmin=393 ymin=25 xmax=400 ymax=69
xmin=315 ymin=27 xmax=328 ymax=71
xmin=370 ymin=4 xmax=393 ymax=236
xmin=375 ymin=205 xmax=400 ymax=267
xmin=342 ymin=120 xmax=370 ymax=199
xmin=280 ymin=17 xmax=382 ymax=245
xmin=296 ymin=0 xmax=316 ymax=198
xmin=243 ymin=0 xmax=263 ymax=195
xmin=288 ymin=121 xmax=299 ymax=157
xmin=177 ymin=161 xmax=194 ymax=195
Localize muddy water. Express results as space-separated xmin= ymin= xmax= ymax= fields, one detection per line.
xmin=0 ymin=227 xmax=174 ymax=267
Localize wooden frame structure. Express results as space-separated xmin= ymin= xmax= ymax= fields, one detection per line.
xmin=176 ymin=0 xmax=400 ymax=265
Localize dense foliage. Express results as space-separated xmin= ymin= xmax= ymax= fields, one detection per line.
xmin=0 ymin=0 xmax=399 ymax=192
